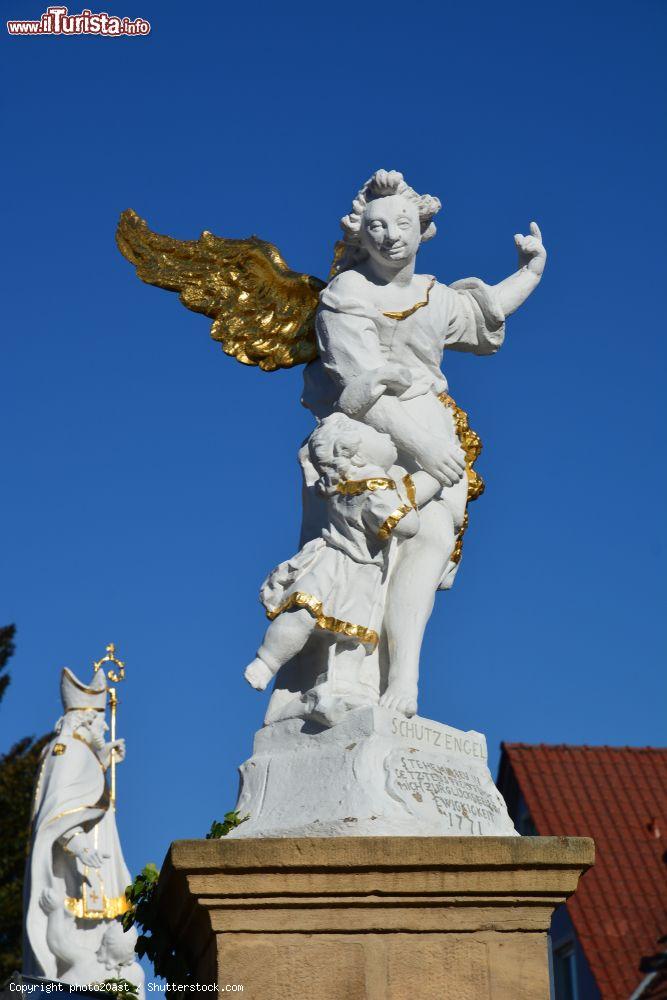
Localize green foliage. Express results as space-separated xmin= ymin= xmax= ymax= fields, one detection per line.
xmin=0 ymin=624 xmax=17 ymax=704
xmin=0 ymin=624 xmax=52 ymax=981
xmin=121 ymin=813 xmax=247 ymax=983
xmin=206 ymin=811 xmax=247 ymax=839
xmin=120 ymin=862 xmax=190 ymax=984
xmin=100 ymin=979 xmax=140 ymax=999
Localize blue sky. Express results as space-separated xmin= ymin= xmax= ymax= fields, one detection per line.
xmin=2 ymin=0 xmax=666 ymax=885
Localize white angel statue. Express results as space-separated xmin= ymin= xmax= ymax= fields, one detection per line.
xmin=117 ymin=168 xmax=546 ymax=720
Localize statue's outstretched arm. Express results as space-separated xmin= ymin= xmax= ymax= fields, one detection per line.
xmin=493 ymin=222 xmax=547 ymax=317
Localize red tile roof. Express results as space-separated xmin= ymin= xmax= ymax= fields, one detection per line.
xmin=500 ymin=744 xmax=667 ymax=1000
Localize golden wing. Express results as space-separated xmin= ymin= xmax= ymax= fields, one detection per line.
xmin=116 ymin=209 xmax=326 ymax=371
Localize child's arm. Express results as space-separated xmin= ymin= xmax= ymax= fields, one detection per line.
xmin=363 ymin=491 xmax=419 ymax=542
xmin=390 ymin=505 xmax=419 ymax=539
xmin=403 ymin=471 xmax=443 ymax=509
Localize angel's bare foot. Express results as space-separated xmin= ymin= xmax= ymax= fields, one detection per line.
xmin=379 ymin=684 xmax=418 ymax=718
xmin=244 ymin=658 xmax=273 ymax=691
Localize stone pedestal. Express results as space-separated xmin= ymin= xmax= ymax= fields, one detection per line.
xmin=157 ymin=835 xmax=594 ymax=1000
xmin=229 ymin=707 xmax=518 ymax=837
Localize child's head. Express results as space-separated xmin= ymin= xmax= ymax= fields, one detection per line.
xmin=308 ymin=413 xmax=397 ymax=493
xmin=97 ymin=920 xmax=137 ymax=969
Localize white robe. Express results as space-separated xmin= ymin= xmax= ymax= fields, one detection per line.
xmin=23 ymin=734 xmax=131 ymax=980
xmin=302 ymin=274 xmax=505 ymax=565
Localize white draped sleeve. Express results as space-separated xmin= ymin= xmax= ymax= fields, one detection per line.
xmin=444 ymin=278 xmax=506 ymax=355
xmin=316 ymin=292 xmax=401 ymax=417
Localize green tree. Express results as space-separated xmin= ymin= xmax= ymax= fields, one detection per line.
xmin=0 ymin=625 xmax=51 ymax=981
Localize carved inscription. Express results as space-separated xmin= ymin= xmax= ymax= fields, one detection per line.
xmin=386 ymin=750 xmax=505 ymax=835
xmin=391 ymin=717 xmax=487 ymax=760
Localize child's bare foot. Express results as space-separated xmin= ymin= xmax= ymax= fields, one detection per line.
xmin=244 ymin=658 xmax=273 ymax=691
xmin=379 ymin=684 xmax=418 ymax=718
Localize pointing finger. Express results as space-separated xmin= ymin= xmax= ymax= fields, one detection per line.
xmin=530 ymin=221 xmax=542 ymax=239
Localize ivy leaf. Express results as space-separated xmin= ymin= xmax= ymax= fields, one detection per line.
xmin=206 ymin=811 xmax=248 ymax=839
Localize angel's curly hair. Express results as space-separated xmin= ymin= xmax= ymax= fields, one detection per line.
xmin=334 ymin=169 xmax=442 ymax=274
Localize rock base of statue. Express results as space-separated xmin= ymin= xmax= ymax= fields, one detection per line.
xmin=158 ymin=836 xmax=593 ymax=999
xmin=228 ymin=706 xmax=516 ymax=838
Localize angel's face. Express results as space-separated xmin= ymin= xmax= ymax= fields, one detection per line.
xmin=360 ymin=195 xmax=421 ymax=270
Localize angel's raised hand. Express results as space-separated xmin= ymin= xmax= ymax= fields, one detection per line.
xmin=514 ymin=221 xmax=547 ymax=276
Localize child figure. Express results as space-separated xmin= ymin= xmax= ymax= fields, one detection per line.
xmin=39 ymin=888 xmax=145 ymax=997
xmin=244 ymin=412 xmax=441 ymax=725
